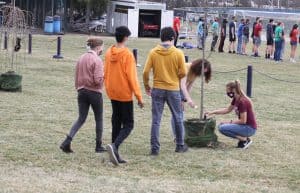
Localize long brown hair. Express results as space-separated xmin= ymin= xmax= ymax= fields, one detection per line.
xmin=226 ymin=80 xmax=253 ymax=106
xmin=188 ymin=58 xmax=212 ymax=83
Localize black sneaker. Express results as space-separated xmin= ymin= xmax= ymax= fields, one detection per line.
xmin=241 ymin=138 xmax=253 ymax=149
xmin=229 ymin=51 xmax=232 ymax=54
xmin=175 ymin=144 xmax=188 ymax=153
xmin=233 ymin=51 xmax=236 ymax=54
xmin=115 ymin=150 xmax=127 ymax=164
xmin=150 ymin=150 xmax=159 ymax=156
xmin=95 ymin=145 xmax=107 ymax=153
xmin=236 ymin=140 xmax=244 ymax=148
xmin=106 ymin=144 xmax=119 ymax=166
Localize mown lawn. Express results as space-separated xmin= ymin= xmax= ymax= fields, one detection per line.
xmin=0 ymin=34 xmax=299 ymax=193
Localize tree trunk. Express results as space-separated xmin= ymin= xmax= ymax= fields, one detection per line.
xmin=85 ymin=0 xmax=91 ymax=24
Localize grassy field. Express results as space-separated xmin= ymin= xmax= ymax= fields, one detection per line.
xmin=0 ymin=34 xmax=299 ymax=193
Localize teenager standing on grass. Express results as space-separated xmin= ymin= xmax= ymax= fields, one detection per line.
xmin=289 ymin=24 xmax=299 ymax=63
xmin=266 ymin=19 xmax=275 ymax=59
xmin=206 ymin=80 xmax=257 ymax=149
xmin=211 ymin=17 xmax=219 ymax=52
xmin=228 ymin=16 xmax=236 ymax=54
xmin=173 ymin=16 xmax=181 ymax=47
xmin=105 ymin=26 xmax=144 ymax=166
xmin=274 ymin=22 xmax=283 ymax=61
xmin=143 ymin=27 xmax=188 ymax=155
xmin=253 ymin=19 xmax=263 ymax=57
xmin=242 ymin=19 xmax=250 ymax=55
xmin=251 ymin=17 xmax=260 ymax=54
xmin=60 ymin=37 xmax=106 ymax=153
xmin=236 ymin=18 xmax=245 ymax=54
xmin=218 ymin=18 xmax=227 ymax=53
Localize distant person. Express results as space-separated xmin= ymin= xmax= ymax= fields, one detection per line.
xmin=143 ymin=27 xmax=188 ymax=155
xmin=211 ymin=17 xmax=219 ymax=51
xmin=197 ymin=18 xmax=204 ymax=49
xmin=251 ymin=17 xmax=260 ymax=54
xmin=60 ymin=37 xmax=106 ymax=153
xmin=236 ymin=18 xmax=245 ymax=54
xmin=280 ymin=23 xmax=286 ymax=60
xmin=173 ymin=16 xmax=181 ymax=47
xmin=266 ymin=19 xmax=275 ymax=59
xmin=171 ymin=59 xmax=212 ymax=141
xmin=242 ymin=19 xmax=250 ymax=55
xmin=206 ymin=80 xmax=257 ymax=149
xmin=218 ymin=18 xmax=227 ymax=53
xmin=252 ymin=19 xmax=262 ymax=57
xmin=228 ymin=16 xmax=236 ymax=53
xmin=289 ymin=24 xmax=299 ymax=63
xmin=274 ymin=22 xmax=283 ymax=61
xmin=105 ymin=26 xmax=144 ymax=166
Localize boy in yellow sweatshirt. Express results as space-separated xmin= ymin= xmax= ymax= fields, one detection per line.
xmin=143 ymin=27 xmax=188 ymax=155
xmin=105 ymin=26 xmax=144 ymax=166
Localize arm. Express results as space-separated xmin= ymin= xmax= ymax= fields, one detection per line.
xmin=126 ymin=53 xmax=143 ymax=104
xmin=177 ymin=51 xmax=187 ymax=79
xmin=93 ymin=59 xmax=104 ymax=87
xmin=208 ymin=104 xmax=234 ymax=116
xmin=180 ymin=77 xmax=194 ymax=107
xmin=143 ymin=52 xmax=153 ymax=95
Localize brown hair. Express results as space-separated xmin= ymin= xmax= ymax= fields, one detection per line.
xmin=226 ymin=80 xmax=253 ymax=106
xmin=87 ymin=37 xmax=103 ymax=49
xmin=188 ymin=58 xmax=212 ymax=83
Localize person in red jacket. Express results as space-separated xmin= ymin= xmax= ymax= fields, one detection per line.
xmin=289 ymin=24 xmax=299 ymax=63
xmin=173 ymin=16 xmax=181 ymax=47
xmin=60 ymin=37 xmax=106 ymax=153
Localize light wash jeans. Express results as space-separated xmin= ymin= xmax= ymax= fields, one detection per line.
xmin=237 ymin=36 xmax=243 ymax=54
xmin=218 ymin=124 xmax=256 ymax=139
xmin=151 ymin=88 xmax=185 ymax=152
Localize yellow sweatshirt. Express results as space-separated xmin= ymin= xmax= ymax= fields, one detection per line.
xmin=143 ymin=45 xmax=187 ymax=91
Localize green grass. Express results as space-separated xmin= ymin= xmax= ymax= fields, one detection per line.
xmin=0 ymin=34 xmax=299 ymax=193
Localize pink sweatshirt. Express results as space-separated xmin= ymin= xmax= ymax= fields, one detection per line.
xmin=75 ymin=50 xmax=104 ymax=93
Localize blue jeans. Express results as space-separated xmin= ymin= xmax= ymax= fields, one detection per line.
xmin=237 ymin=36 xmax=243 ymax=54
xmin=274 ymin=40 xmax=282 ymax=61
xmin=218 ymin=124 xmax=256 ymax=139
xmin=151 ymin=88 xmax=185 ymax=152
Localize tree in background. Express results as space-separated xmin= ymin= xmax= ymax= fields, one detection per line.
xmin=72 ymin=0 xmax=109 ymax=24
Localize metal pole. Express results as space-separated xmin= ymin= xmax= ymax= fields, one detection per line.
xmin=53 ymin=36 xmax=63 ymax=59
xmin=28 ymin=33 xmax=32 ymax=54
xmin=200 ymin=5 xmax=208 ymax=120
xmin=133 ymin=48 xmax=138 ymax=64
xmin=246 ymin=65 xmax=253 ymax=97
xmin=185 ymin=55 xmax=189 ymax=63
xmin=4 ymin=31 xmax=8 ymax=50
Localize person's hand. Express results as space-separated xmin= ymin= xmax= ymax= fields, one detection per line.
xmin=146 ymin=87 xmax=152 ymax=96
xmin=181 ymin=102 xmax=185 ymax=111
xmin=138 ymin=101 xmax=144 ymax=109
xmin=205 ymin=112 xmax=213 ymax=118
xmin=187 ymin=100 xmax=197 ymax=109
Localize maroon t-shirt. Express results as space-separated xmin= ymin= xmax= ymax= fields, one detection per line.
xmin=254 ymin=23 xmax=262 ymax=37
xmin=231 ymin=97 xmax=257 ymax=129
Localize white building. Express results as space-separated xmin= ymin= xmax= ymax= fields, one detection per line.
xmin=106 ymin=0 xmax=173 ymax=38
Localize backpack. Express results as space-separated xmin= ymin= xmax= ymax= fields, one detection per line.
xmin=243 ymin=24 xmax=249 ymax=36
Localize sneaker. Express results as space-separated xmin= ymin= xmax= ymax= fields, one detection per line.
xmin=150 ymin=150 xmax=159 ymax=156
xmin=228 ymin=51 xmax=232 ymax=54
xmin=95 ymin=145 xmax=107 ymax=153
xmin=115 ymin=151 xmax=127 ymax=164
xmin=106 ymin=144 xmax=119 ymax=166
xmin=175 ymin=144 xmax=188 ymax=153
xmin=233 ymin=51 xmax=236 ymax=54
xmin=236 ymin=140 xmax=244 ymax=148
xmin=241 ymin=138 xmax=253 ymax=149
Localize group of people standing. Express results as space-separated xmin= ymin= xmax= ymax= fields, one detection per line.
xmin=60 ymin=25 xmax=258 ymax=166
xmin=175 ymin=15 xmax=299 ymax=63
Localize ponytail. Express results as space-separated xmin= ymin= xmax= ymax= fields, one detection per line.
xmin=228 ymin=80 xmax=253 ymax=107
